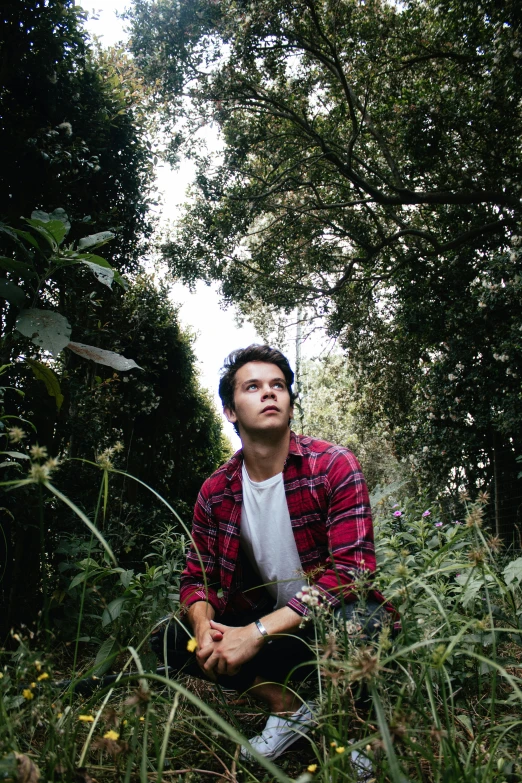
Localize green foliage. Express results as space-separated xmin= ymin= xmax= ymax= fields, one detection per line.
xmin=297 ymin=353 xmax=407 ymax=492
xmin=3 ymin=490 xmax=522 ymax=781
xmin=128 ymin=0 xmax=522 ymax=505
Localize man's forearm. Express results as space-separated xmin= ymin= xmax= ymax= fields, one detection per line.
xmin=188 ymin=600 xmax=216 ymax=640
xmin=258 ymin=606 xmax=303 ymax=636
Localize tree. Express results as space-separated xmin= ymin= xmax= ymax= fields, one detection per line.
xmin=128 ymin=0 xmax=522 ymax=524
xmin=297 ymin=353 xmax=405 ymax=493
xmin=0 ymin=1 xmax=230 ymax=633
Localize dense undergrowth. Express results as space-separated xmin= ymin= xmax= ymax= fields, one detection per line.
xmin=1 ymin=461 xmax=522 ymax=783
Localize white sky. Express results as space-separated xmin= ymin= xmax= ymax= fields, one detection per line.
xmin=83 ymin=3 xmax=327 ymax=448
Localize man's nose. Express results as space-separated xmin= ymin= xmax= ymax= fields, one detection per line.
xmin=261 ymin=386 xmax=276 ymax=399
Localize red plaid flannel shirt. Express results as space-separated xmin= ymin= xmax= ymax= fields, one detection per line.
xmin=180 ymin=432 xmax=388 ymax=617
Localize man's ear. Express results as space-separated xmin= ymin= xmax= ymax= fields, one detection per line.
xmin=223 ymin=406 xmax=237 ymax=424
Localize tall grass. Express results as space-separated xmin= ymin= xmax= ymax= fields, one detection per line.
xmin=2 ymin=457 xmax=522 ymax=782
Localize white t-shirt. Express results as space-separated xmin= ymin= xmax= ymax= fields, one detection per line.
xmin=240 ymin=463 xmax=304 ymax=609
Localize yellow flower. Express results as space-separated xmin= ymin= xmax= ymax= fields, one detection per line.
xmin=34 ymin=660 xmax=42 ymax=672
xmin=103 ymin=730 xmax=120 ymax=740
xmin=335 ymin=746 xmax=345 ymax=754
xmin=307 ymin=764 xmax=318 ymax=773
xmin=186 ymin=637 xmax=198 ymax=652
xmin=330 ymin=741 xmax=337 ymax=747
xmin=22 ymin=689 xmax=34 ymax=700
xmin=139 ymin=716 xmax=145 ymax=722
xmin=37 ymin=672 xmax=49 ymax=681
xmin=123 ymin=719 xmax=128 ymax=726
xmin=57 ymin=713 xmax=63 ymax=718
xmin=30 ymin=682 xmax=36 ymax=689
xmin=0 ymin=672 xmax=3 ymax=679
xmin=78 ymin=714 xmax=94 ymax=722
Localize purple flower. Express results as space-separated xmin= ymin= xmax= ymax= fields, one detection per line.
xmin=453 ymin=520 xmax=461 ymax=525
xmin=392 ymin=503 xmax=399 ymax=509
xmin=422 ymin=510 xmax=431 ymax=517
xmin=393 ymin=510 xmax=402 ymax=517
xmin=435 ymin=521 xmax=443 ymax=527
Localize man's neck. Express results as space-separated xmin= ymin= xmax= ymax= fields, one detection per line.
xmin=241 ymin=428 xmax=291 ymax=482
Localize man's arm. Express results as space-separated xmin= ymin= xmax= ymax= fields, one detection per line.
xmin=202 ymin=606 xmax=302 ymax=677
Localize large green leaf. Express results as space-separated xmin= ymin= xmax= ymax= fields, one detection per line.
xmin=0 ymin=256 xmax=37 ymax=278
xmin=66 ymin=341 xmax=142 ymax=371
xmin=0 ymin=280 xmax=26 ymax=307
xmin=102 ymin=596 xmax=127 ymax=627
xmin=15 ymin=309 xmax=71 ymax=357
xmin=82 ymin=254 xmax=128 ymax=290
xmin=78 ymin=231 xmax=115 ymax=250
xmin=24 ymin=357 xmax=64 ymax=411
xmin=93 ymin=636 xmax=118 ymax=676
xmin=82 ymin=261 xmax=114 ymax=288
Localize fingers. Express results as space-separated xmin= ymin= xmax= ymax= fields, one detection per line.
xmin=209 ymin=630 xmax=223 ymax=641
xmin=209 ymin=620 xmax=229 ymax=633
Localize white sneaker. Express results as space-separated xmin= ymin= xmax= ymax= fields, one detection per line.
xmin=351 ymin=749 xmax=374 ymax=782
xmin=240 ymin=702 xmax=315 ymax=761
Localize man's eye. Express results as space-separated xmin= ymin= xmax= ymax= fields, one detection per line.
xmin=247 ymin=383 xmax=258 ymax=390
xmin=273 ymin=382 xmax=285 ymax=389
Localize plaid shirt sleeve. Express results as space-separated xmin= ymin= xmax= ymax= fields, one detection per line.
xmin=180 ymin=480 xmax=222 ymax=613
xmin=286 ymin=447 xmax=376 ymax=616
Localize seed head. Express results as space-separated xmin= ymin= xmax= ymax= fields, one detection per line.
xmin=348 ymin=647 xmax=381 ymax=682
xmin=465 ymin=506 xmax=484 ymax=528
xmin=468 ymin=547 xmax=486 ymax=566
xmin=29 ymin=463 xmax=50 ymax=483
xmin=8 ymin=426 xmax=25 ymax=443
xmin=30 ymin=444 xmax=48 ymax=460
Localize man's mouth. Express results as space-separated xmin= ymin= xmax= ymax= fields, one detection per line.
xmin=261 ymin=405 xmax=280 ymax=413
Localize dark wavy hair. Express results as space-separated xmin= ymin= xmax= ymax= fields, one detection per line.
xmin=218 ymin=345 xmax=296 ymax=433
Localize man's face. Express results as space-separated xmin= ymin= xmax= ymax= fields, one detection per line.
xmin=224 ymin=361 xmax=293 ymax=436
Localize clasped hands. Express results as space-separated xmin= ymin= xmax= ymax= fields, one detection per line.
xmin=195 ymin=619 xmax=265 ymax=680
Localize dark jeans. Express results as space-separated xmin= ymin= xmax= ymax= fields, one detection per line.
xmin=150 ymin=599 xmax=389 ymax=695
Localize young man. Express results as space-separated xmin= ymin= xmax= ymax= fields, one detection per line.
xmin=160 ymin=345 xmax=390 ymax=762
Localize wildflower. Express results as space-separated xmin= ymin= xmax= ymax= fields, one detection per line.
xmin=104 ymin=730 xmax=120 ymax=740
xmin=30 ymin=682 xmax=36 ymax=689
xmin=186 ymin=637 xmax=198 ymax=653
xmin=8 ymin=426 xmax=25 ymax=443
xmin=57 ymin=713 xmax=63 ymax=718
xmin=0 ymin=673 xmax=3 ymax=679
xmin=393 ymin=510 xmax=402 ymax=517
xmin=336 ymin=746 xmax=345 ymax=754
xmin=30 ymin=444 xmax=48 ymax=460
xmin=478 ymin=490 xmax=490 ymax=505
xmin=395 ymin=564 xmax=409 ymax=578
xmin=45 ymin=457 xmax=60 ymax=472
xmin=37 ymin=672 xmax=49 ymax=681
xmin=78 ymin=714 xmax=95 ymax=722
xmin=113 ymin=441 xmax=124 ymax=453
xmin=22 ymin=689 xmax=34 ymax=700
xmin=307 ymin=764 xmax=318 ymax=772
xmin=422 ymin=510 xmax=431 ymax=517
xmin=34 ymin=661 xmax=42 ymax=672
xmin=330 ymin=741 xmax=338 ymax=747
xmin=139 ymin=716 xmax=145 ymax=721
xmin=434 ymin=521 xmax=443 ymax=528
